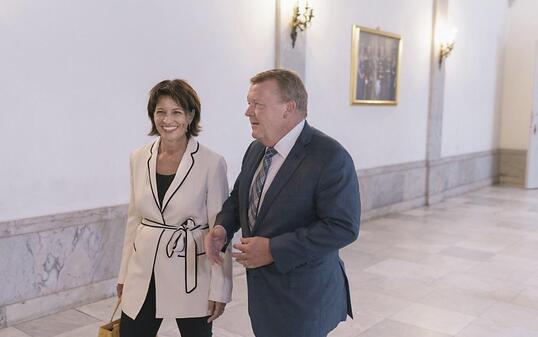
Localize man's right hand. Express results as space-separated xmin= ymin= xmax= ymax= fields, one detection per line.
xmin=205 ymin=225 xmax=227 ymax=265
xmin=116 ymin=283 xmax=123 ymax=298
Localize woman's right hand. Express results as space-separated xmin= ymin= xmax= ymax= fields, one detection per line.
xmin=116 ymin=283 xmax=124 ymax=298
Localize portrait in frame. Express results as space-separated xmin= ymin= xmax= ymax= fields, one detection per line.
xmin=350 ymin=25 xmax=402 ymax=105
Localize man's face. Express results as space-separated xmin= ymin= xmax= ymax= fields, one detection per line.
xmin=245 ymin=80 xmax=288 ymax=147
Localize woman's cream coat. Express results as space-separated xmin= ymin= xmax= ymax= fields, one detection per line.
xmin=118 ymin=138 xmax=232 ymax=319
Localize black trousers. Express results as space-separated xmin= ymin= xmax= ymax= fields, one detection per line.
xmin=120 ymin=275 xmax=212 ymax=337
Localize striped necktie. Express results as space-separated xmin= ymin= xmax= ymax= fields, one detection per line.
xmin=248 ymin=147 xmax=277 ymax=230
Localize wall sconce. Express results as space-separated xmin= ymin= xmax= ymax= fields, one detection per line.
xmin=438 ymin=27 xmax=457 ymax=68
xmin=290 ymin=2 xmax=314 ymax=48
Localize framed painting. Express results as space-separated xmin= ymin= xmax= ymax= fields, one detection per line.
xmin=350 ymin=25 xmax=401 ymax=105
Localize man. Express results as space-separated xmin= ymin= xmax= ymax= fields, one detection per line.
xmin=204 ymin=69 xmax=361 ymax=337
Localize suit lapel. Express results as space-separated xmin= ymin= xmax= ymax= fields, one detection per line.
xmin=255 ymin=123 xmax=313 ymax=229
xmin=240 ymin=143 xmax=265 ymax=236
xmin=147 ymin=139 xmax=161 ymax=211
xmin=161 ymin=138 xmax=199 ymax=214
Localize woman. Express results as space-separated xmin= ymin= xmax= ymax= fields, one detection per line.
xmin=117 ymin=79 xmax=232 ymax=337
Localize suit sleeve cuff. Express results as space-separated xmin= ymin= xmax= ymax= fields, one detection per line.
xmin=269 ymin=235 xmax=294 ymax=274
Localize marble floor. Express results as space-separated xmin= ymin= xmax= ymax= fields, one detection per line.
xmin=2 ymin=186 xmax=538 ymax=337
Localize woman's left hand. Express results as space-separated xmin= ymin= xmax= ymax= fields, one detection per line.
xmin=207 ymin=300 xmax=226 ymax=323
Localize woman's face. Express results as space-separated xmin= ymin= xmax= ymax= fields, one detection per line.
xmin=153 ymin=96 xmax=192 ymax=143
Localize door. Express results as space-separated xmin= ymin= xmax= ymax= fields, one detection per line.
xmin=525 ymin=43 xmax=538 ymax=188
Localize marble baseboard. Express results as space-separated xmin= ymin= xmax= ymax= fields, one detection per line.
xmin=358 ymin=150 xmax=500 ymax=217
xmin=0 ymin=207 xmax=126 ymax=327
xmin=0 ymin=306 xmax=6 ymax=328
xmin=0 ymin=217 xmax=125 ymax=306
xmin=358 ymin=161 xmax=427 ymax=213
xmin=0 ymin=205 xmax=127 ymax=238
xmin=5 ymin=278 xmax=116 ymax=325
xmin=499 ymin=149 xmax=526 ymax=186
xmin=427 ymin=150 xmax=499 ymax=205
xmin=427 ymin=178 xmax=497 ymax=205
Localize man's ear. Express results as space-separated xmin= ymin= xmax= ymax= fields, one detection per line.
xmin=283 ymin=100 xmax=297 ymax=119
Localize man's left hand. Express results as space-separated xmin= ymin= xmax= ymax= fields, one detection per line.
xmin=232 ymin=236 xmax=273 ymax=269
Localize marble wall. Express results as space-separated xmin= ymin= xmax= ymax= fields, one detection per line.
xmin=0 ymin=206 xmax=126 ymax=326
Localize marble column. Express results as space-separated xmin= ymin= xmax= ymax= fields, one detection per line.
xmin=275 ymin=0 xmax=307 ymax=80
xmin=426 ymin=0 xmax=449 ymax=205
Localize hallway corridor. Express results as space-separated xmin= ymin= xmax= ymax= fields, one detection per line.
xmin=2 ymin=186 xmax=538 ymax=337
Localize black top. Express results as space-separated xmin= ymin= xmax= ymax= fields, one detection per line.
xmin=156 ymin=173 xmax=176 ymax=206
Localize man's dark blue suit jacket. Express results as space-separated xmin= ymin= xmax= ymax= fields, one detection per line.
xmin=217 ymin=122 xmax=361 ymax=337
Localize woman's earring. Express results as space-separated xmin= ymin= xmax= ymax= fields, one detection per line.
xmin=187 ymin=123 xmax=190 ymax=133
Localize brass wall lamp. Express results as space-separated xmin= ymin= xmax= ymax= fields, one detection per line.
xmin=291 ymin=2 xmax=314 ymax=48
xmin=439 ymin=27 xmax=457 ymax=68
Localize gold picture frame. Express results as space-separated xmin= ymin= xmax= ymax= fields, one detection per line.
xmin=350 ymin=25 xmax=402 ymax=105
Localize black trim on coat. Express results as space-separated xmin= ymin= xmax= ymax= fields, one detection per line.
xmin=185 ymin=233 xmax=197 ymax=294
xmin=141 ymin=219 xmax=176 ymax=229
xmin=147 ymin=140 xmax=161 ymax=212
xmin=161 ymin=142 xmax=200 ymax=213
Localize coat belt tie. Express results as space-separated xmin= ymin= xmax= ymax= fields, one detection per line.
xmin=141 ymin=218 xmax=209 ymax=293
